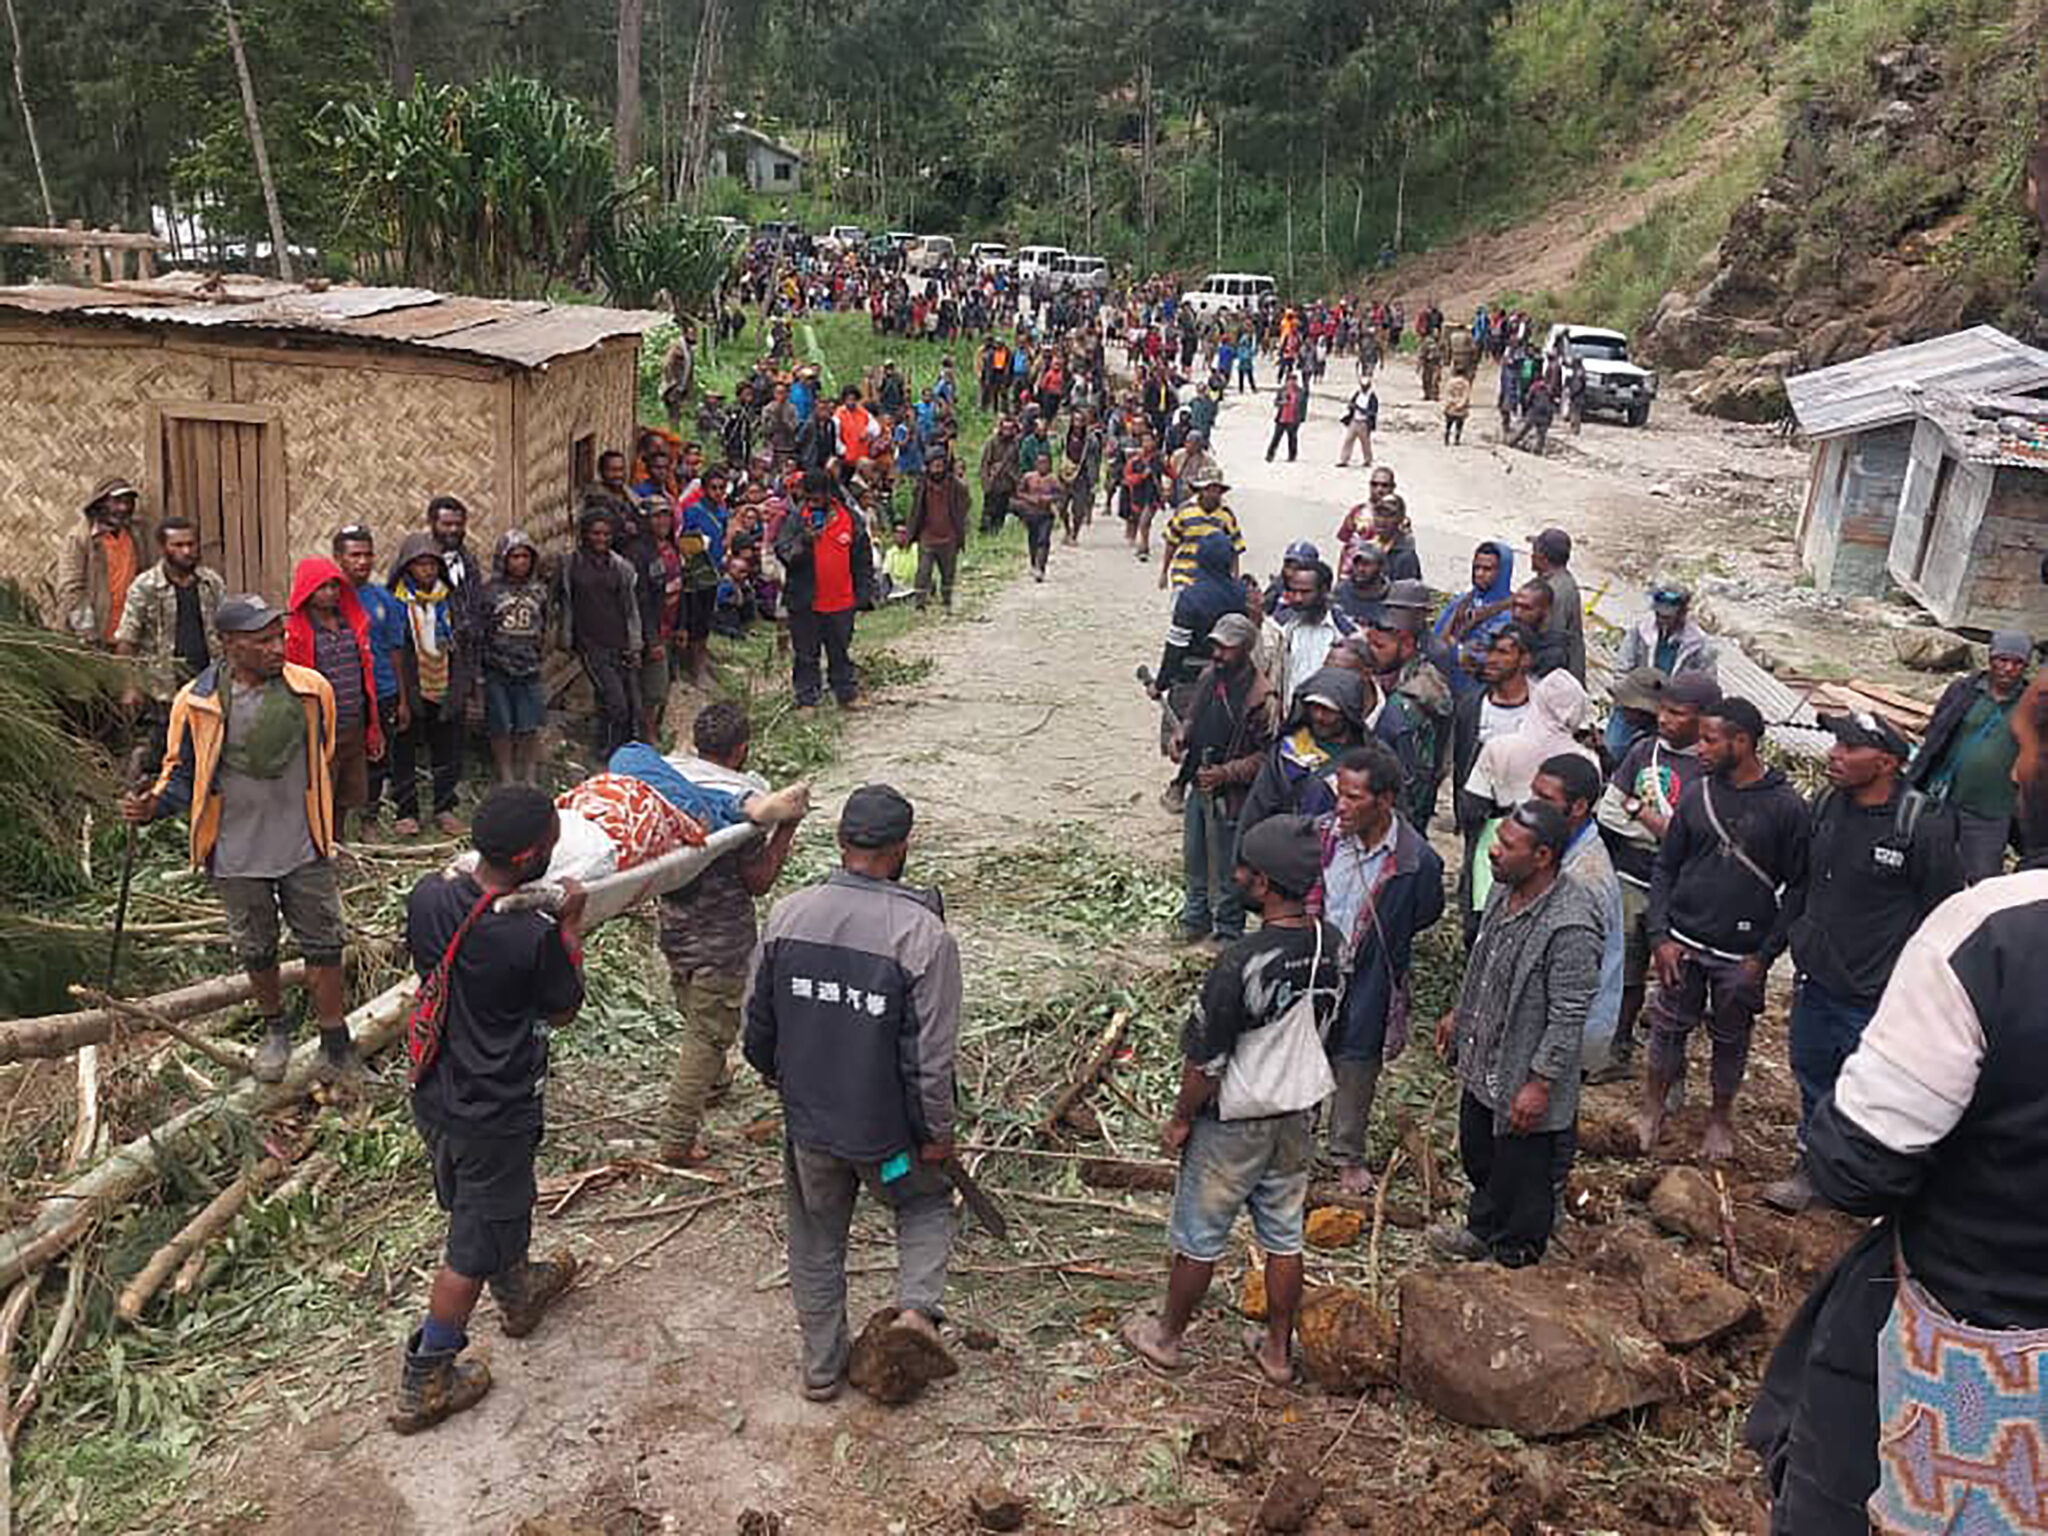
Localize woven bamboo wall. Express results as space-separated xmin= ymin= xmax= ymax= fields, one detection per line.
xmin=228 ymin=356 xmax=500 ymax=574
xmin=0 ymin=338 xmax=216 ymax=619
xmin=520 ymin=339 xmax=641 ymax=557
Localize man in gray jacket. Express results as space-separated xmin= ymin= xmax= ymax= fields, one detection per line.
xmin=1431 ymin=798 xmax=1601 ymax=1267
xmin=743 ymin=784 xmax=963 ymax=1402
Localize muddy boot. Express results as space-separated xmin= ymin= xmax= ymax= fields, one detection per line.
xmin=251 ymin=1017 xmax=293 ymax=1084
xmin=389 ymin=1327 xmax=491 ymax=1434
xmin=491 ymin=1251 xmax=579 ymax=1339
xmin=316 ymin=1026 xmax=365 ymax=1092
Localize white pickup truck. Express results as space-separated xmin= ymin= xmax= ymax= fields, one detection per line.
xmin=1545 ymin=323 xmax=1659 ymax=427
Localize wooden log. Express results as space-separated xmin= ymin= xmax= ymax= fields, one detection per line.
xmin=71 ymin=987 xmax=253 ymax=1076
xmin=114 ymin=1151 xmax=290 ymax=1322
xmin=1038 ymin=1008 xmax=1130 ymax=1138
xmin=0 ymin=963 xmax=308 ymax=1066
xmin=0 ymin=979 xmax=415 ymax=1291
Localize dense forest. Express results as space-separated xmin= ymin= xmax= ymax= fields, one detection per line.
xmin=0 ymin=0 xmax=2040 ymax=319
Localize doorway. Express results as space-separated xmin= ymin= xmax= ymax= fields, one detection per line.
xmin=148 ymin=404 xmax=287 ymax=597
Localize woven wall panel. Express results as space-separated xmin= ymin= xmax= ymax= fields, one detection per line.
xmin=0 ymin=341 xmax=216 ymax=619
xmin=521 ymin=345 xmax=639 ymax=559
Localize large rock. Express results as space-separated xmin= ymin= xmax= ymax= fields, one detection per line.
xmin=1648 ymin=1166 xmax=1723 ymax=1243
xmin=1305 ymin=1206 xmax=1363 ymax=1249
xmin=1298 ymin=1285 xmax=1399 ymax=1393
xmin=847 ymin=1307 xmax=958 ymax=1404
xmin=1637 ymin=1247 xmax=1759 ymax=1349
xmin=1398 ymin=1267 xmax=1677 ymax=1436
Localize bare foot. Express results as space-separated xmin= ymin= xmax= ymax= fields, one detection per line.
xmin=1701 ymin=1116 xmax=1736 ymax=1162
xmin=1120 ymin=1314 xmax=1185 ymax=1373
xmin=749 ymin=782 xmax=812 ymax=825
xmin=1244 ymin=1326 xmax=1294 ymax=1387
xmin=1632 ymin=1108 xmax=1663 ymax=1156
xmin=1338 ymin=1165 xmax=1376 ymax=1197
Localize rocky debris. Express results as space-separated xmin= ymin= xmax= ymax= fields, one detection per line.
xmin=1895 ymin=630 xmax=1973 ymax=672
xmin=1345 ymin=1448 xmax=1568 ymax=1535
xmin=1398 ymin=1266 xmax=1677 ymax=1436
xmin=1080 ymin=1158 xmax=1176 ymax=1192
xmin=1648 ymin=1166 xmax=1724 ymax=1243
xmin=1558 ymin=1171 xmax=1624 ymax=1225
xmin=1574 ymin=1113 xmax=1646 ymax=1160
xmin=1305 ymin=1205 xmax=1364 ymax=1248
xmin=1626 ymin=1481 xmax=1699 ymax=1528
xmin=1240 ymin=1253 xmax=1269 ymax=1320
xmin=1637 ymin=1246 xmax=1759 ymax=1350
xmin=959 ymin=1324 xmax=1001 ymax=1352
xmin=1254 ymin=1469 xmax=1323 ymax=1533
xmin=1297 ymin=1285 xmax=1399 ymax=1393
xmin=847 ymin=1308 xmax=959 ymax=1405
xmin=969 ymin=1484 xmax=1029 ymax=1532
xmin=1678 ymin=354 xmax=1796 ymax=424
xmin=736 ymin=1514 xmax=785 ymax=1536
xmin=1191 ymin=1418 xmax=1265 ymax=1472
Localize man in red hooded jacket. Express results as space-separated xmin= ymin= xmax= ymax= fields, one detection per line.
xmin=287 ymin=557 xmax=385 ymax=840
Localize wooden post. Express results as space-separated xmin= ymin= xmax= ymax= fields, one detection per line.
xmin=1 ymin=0 xmax=54 ymax=227
xmin=217 ymin=0 xmax=293 ymax=281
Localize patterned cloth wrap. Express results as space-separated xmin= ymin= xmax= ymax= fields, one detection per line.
xmin=555 ymin=773 xmax=705 ymax=871
xmin=1871 ymin=1247 xmax=2048 ymax=1534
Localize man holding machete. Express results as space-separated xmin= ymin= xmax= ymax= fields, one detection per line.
xmin=742 ymin=784 xmax=966 ymax=1402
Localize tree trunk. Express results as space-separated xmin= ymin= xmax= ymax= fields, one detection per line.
xmin=1285 ymin=176 xmax=1295 ymax=292
xmin=1394 ymin=131 xmax=1410 ymax=255
xmin=0 ymin=962 xmax=310 ymax=1066
xmin=614 ymin=0 xmax=643 ymax=177
xmin=1215 ymin=118 xmax=1224 ymax=264
xmin=1139 ymin=55 xmax=1154 ymax=270
xmin=2 ymin=0 xmax=54 ymax=227
xmin=217 ymin=0 xmax=293 ymax=280
xmin=387 ymin=0 xmax=414 ymax=93
xmin=1319 ymin=128 xmax=1329 ymax=258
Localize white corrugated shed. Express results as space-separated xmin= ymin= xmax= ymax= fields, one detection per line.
xmin=1785 ymin=325 xmax=2048 ymax=440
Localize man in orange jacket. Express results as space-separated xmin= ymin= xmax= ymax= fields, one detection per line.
xmin=124 ymin=594 xmax=359 ymax=1087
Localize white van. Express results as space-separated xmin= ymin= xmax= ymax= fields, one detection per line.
xmin=1015 ymin=245 xmax=1068 ymax=284
xmin=969 ymin=241 xmax=1012 ymax=273
xmin=907 ymin=234 xmax=956 ymax=273
xmin=1180 ymin=272 xmax=1278 ymax=318
xmin=1050 ymin=254 xmax=1109 ymax=292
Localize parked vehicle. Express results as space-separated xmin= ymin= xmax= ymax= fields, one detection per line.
xmin=885 ymin=230 xmax=917 ymax=249
xmin=818 ymin=223 xmax=865 ymax=256
xmin=907 ymin=234 xmax=957 ymax=274
xmin=1049 ymin=254 xmax=1109 ymax=292
xmin=1544 ymin=323 xmax=1658 ymax=426
xmin=1179 ymin=272 xmax=1277 ymax=318
xmin=754 ymin=219 xmax=808 ymax=254
xmin=708 ymin=215 xmax=749 ymax=247
xmin=970 ymin=241 xmax=1012 ymax=274
xmin=1015 ymin=245 xmax=1068 ymax=285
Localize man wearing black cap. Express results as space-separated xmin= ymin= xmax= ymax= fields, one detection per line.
xmin=743 ymin=784 xmax=964 ymax=1401
xmin=1432 ymin=798 xmax=1601 ymax=1266
xmin=1639 ymin=697 xmax=1810 ymax=1160
xmin=1526 ymin=528 xmax=1585 ymax=684
xmin=393 ymin=785 xmax=588 ymax=1433
xmin=1908 ymin=629 xmax=2033 ymax=880
xmin=1763 ymin=711 xmax=1962 ymax=1212
xmin=1592 ymin=668 xmax=1718 ymax=1081
xmin=1122 ymin=814 xmax=1342 ymax=1386
xmin=1169 ymin=612 xmax=1278 ymax=946
xmin=125 ymin=595 xmax=358 ymax=1085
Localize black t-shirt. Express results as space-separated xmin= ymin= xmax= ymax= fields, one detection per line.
xmin=1181 ymin=920 xmax=1343 ymax=1106
xmin=406 ymin=872 xmax=585 ymax=1136
xmin=173 ymin=581 xmax=209 ymax=674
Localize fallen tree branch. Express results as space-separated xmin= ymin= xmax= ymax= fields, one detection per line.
xmin=72 ymin=987 xmax=253 ymax=1076
xmin=1712 ymin=1168 xmax=1746 ymax=1289
xmin=115 ymin=1150 xmax=293 ymax=1323
xmin=7 ymin=1258 xmax=83 ymax=1439
xmin=1038 ymin=1008 xmax=1130 ymax=1138
xmin=0 ymin=963 xmax=308 ymax=1066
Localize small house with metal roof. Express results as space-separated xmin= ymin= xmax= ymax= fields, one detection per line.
xmin=0 ymin=273 xmax=666 ymax=611
xmin=1887 ymin=388 xmax=2048 ymax=633
xmin=1787 ymin=325 xmax=2048 ymax=599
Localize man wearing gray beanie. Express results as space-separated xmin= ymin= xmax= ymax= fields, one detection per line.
xmin=1907 ymin=630 xmax=2034 ymax=880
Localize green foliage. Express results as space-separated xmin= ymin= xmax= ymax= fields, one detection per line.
xmin=320 ymin=75 xmax=641 ymax=296
xmin=592 ymin=205 xmax=740 ymax=320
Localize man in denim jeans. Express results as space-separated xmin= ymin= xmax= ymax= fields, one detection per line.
xmin=1122 ymin=815 xmax=1342 ymax=1387
xmin=1168 ymin=613 xmax=1276 ymax=946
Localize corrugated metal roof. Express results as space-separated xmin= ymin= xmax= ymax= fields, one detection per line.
xmin=1917 ymin=388 xmax=2048 ymax=471
xmin=0 ymin=275 xmax=667 ymax=368
xmin=1786 ymin=325 xmax=2048 ymax=438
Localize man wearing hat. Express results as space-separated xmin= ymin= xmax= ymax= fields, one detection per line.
xmin=1907 ymin=630 xmax=2033 ymax=880
xmin=1169 ymin=611 xmax=1278 ymax=945
xmin=1764 ymin=710 xmax=1963 ymax=1212
xmin=1614 ymin=582 xmax=1716 ymax=686
xmin=1264 ymin=539 xmax=1322 ymax=615
xmin=743 ymin=785 xmax=964 ymax=1401
xmin=1526 ymin=528 xmax=1586 ymax=684
xmin=1159 ymin=471 xmax=1244 ymax=593
xmin=1363 ymin=586 xmax=1454 ymax=832
xmin=1592 ymin=669 xmax=1720 ymax=1082
xmin=59 ymin=475 xmax=150 ymax=645
xmin=1121 ymin=813 xmax=1343 ymax=1386
xmin=123 ymin=595 xmax=358 ymax=1086
xmin=1278 ymin=559 xmax=1355 ymax=713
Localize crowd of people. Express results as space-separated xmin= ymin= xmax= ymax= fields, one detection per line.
xmin=61 ymin=259 xmax=2047 ymax=1533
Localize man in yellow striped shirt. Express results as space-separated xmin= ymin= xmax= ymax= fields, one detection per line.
xmin=1161 ymin=472 xmax=1245 ymax=592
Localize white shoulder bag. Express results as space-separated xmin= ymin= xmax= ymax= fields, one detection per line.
xmin=1219 ymin=923 xmax=1337 ymax=1120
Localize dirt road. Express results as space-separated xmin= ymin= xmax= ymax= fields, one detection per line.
xmin=223 ymin=362 xmax=1826 ymax=1536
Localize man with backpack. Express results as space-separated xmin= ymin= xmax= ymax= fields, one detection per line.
xmin=1335 ymin=377 xmax=1380 ymax=468
xmin=393 ymin=785 xmax=588 ymax=1433
xmin=1762 ymin=712 xmax=1963 ymax=1212
xmin=1121 ymin=814 xmax=1343 ymax=1387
